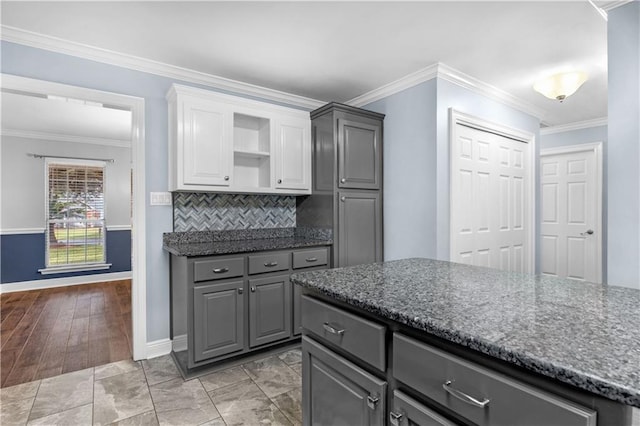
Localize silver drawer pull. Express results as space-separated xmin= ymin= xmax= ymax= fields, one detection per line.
xmin=305 ymin=257 xmax=318 ymax=262
xmin=322 ymin=322 xmax=345 ymax=336
xmin=213 ymin=267 xmax=229 ymax=274
xmin=264 ymin=261 xmax=278 ymax=267
xmin=366 ymin=395 xmax=379 ymax=409
xmin=443 ymin=381 xmax=490 ymax=408
xmin=389 ymin=411 xmax=403 ymax=426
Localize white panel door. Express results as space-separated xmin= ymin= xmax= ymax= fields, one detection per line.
xmin=540 ymin=146 xmax=601 ymax=283
xmin=451 ymin=124 xmax=531 ymax=273
xmin=182 ymin=97 xmax=232 ymax=186
xmin=274 ymin=118 xmax=311 ymax=191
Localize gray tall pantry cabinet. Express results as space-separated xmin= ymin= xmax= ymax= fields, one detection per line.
xmin=298 ymin=103 xmax=384 ymax=267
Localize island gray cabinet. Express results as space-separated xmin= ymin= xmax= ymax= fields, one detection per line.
xmin=193 ymin=280 xmax=244 ymax=362
xmin=302 ymin=336 xmax=386 ymax=426
xmin=299 ymin=103 xmax=384 ymax=268
xmin=249 ymin=274 xmax=292 ymax=347
xmin=170 ymin=246 xmax=330 ymax=370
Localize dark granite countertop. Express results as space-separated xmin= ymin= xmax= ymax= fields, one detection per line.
xmin=290 ymin=258 xmax=640 ymax=407
xmin=163 ymin=227 xmax=332 ymax=256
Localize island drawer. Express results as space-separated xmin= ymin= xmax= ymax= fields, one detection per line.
xmin=301 ymin=295 xmax=386 ymax=371
xmin=393 ymin=333 xmax=597 ymax=426
xmin=193 ymin=257 xmax=245 ymax=282
xmin=248 ymin=252 xmax=290 ymax=274
xmin=292 ymin=248 xmax=328 ymax=269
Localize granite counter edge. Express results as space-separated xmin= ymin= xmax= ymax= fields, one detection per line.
xmin=291 ymin=278 xmax=640 ymax=408
xmin=164 ymin=238 xmax=333 ymax=257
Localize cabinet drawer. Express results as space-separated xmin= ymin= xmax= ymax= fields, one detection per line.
xmin=193 ymin=257 xmax=244 ymax=282
xmin=248 ymin=252 xmax=290 ymax=275
xmin=301 ymin=296 xmax=386 ymax=371
xmin=393 ymin=333 xmax=597 ymax=426
xmin=390 ymin=390 xmax=456 ymax=426
xmin=292 ymin=248 xmax=328 ymax=269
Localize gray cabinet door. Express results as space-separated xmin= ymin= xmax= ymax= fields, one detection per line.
xmin=338 ymin=119 xmax=381 ymax=190
xmin=293 ymin=281 xmax=302 ymax=336
xmin=338 ymin=191 xmax=382 ymax=267
xmin=390 ymin=390 xmax=457 ymax=426
xmin=302 ymin=336 xmax=386 ymax=426
xmin=193 ymin=280 xmax=244 ymax=362
xmin=249 ymin=274 xmax=292 ymax=347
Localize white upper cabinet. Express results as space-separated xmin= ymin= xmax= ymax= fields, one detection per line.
xmin=167 ymin=84 xmax=311 ymax=194
xmin=274 ymin=117 xmax=311 ymax=191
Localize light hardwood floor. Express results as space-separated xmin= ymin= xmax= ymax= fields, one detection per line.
xmin=1 ymin=280 xmax=132 ymax=388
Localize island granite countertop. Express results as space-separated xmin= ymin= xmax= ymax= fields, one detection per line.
xmin=163 ymin=227 xmax=332 ymax=256
xmin=290 ymin=257 xmax=640 ymax=408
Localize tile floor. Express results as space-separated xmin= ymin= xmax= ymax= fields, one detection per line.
xmin=0 ymin=349 xmax=302 ymax=426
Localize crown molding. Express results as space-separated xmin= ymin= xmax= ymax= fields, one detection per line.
xmin=540 ymin=117 xmax=608 ymax=135
xmin=435 ymin=63 xmax=546 ymax=119
xmin=1 ymin=128 xmax=131 ymax=147
xmin=1 ymin=25 xmax=324 ymax=110
xmin=347 ymin=62 xmax=546 ymax=119
xmin=347 ymin=63 xmax=439 ymax=107
xmin=598 ymin=1 xmax=633 ymax=12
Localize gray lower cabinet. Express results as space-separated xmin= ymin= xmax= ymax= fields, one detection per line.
xmin=249 ymin=274 xmax=292 ymax=347
xmin=338 ymin=190 xmax=382 ymax=267
xmin=193 ymin=280 xmax=244 ymax=362
xmin=390 ymin=390 xmax=456 ymax=426
xmin=302 ymin=335 xmax=386 ymax=426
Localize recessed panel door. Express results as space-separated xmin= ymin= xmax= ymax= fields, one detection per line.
xmin=540 ymin=146 xmax=601 ymax=282
xmin=249 ymin=274 xmax=292 ymax=347
xmin=338 ymin=191 xmax=382 ymax=267
xmin=274 ymin=118 xmax=311 ymax=191
xmin=182 ymin=97 xmax=232 ymax=186
xmin=193 ymin=280 xmax=244 ymax=362
xmin=338 ymin=119 xmax=381 ymax=190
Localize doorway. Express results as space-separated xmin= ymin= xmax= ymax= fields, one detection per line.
xmin=449 ymin=110 xmax=535 ymax=273
xmin=540 ymin=143 xmax=603 ymax=283
xmin=0 ymin=75 xmax=146 ymax=374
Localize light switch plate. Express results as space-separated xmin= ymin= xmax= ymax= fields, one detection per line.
xmin=150 ymin=192 xmax=172 ymax=206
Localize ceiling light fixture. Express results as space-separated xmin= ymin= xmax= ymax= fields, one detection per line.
xmin=533 ymin=71 xmax=588 ymax=102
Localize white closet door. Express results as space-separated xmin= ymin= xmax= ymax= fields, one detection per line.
xmin=450 ymin=124 xmax=531 ymax=273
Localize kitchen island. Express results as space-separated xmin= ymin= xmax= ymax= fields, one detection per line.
xmin=291 ymin=258 xmax=639 ymax=425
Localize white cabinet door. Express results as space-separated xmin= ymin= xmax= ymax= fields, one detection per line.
xmin=273 ymin=118 xmax=310 ymax=192
xmin=182 ymin=97 xmax=233 ymax=187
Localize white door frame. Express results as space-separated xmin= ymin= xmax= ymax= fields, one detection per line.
xmin=449 ymin=109 xmax=537 ymax=273
xmin=540 ymin=142 xmax=603 ymax=283
xmin=1 ymin=74 xmax=147 ymax=360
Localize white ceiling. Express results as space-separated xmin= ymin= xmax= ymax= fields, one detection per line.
xmin=0 ymin=1 xmax=612 ymax=126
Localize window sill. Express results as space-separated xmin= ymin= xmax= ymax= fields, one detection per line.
xmin=38 ymin=264 xmax=112 ymax=275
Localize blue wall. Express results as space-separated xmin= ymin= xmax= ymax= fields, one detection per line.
xmin=1 ymin=230 xmax=131 ymax=283
xmin=607 ymin=1 xmax=640 ymax=289
xmin=364 ymin=80 xmax=438 ymax=260
xmin=540 ymin=125 xmax=607 ymax=149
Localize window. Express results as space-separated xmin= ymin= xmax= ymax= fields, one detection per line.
xmin=45 ymin=159 xmax=107 ymax=270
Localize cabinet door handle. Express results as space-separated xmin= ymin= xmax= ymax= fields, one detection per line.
xmin=277 ymin=179 xmax=282 ymax=184
xmin=250 ymin=286 xmax=256 ymax=292
xmin=305 ymin=257 xmax=318 ymax=262
xmin=340 ymin=178 xmax=346 ymax=183
xmin=213 ymin=267 xmax=229 ymax=274
xmin=389 ymin=411 xmax=403 ymax=426
xmin=264 ymin=261 xmax=278 ymax=267
xmin=443 ymin=381 xmax=490 ymax=408
xmin=237 ymin=288 xmax=243 ymax=294
xmin=340 ymin=196 xmax=346 ymax=202
xmin=224 ymin=175 xmax=229 ymax=181
xmin=322 ymin=322 xmax=345 ymax=336
xmin=366 ymin=395 xmax=379 ymax=409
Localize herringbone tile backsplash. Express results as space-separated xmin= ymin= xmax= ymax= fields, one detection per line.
xmin=173 ymin=193 xmax=296 ymax=232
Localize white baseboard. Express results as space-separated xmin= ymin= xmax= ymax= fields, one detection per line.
xmin=146 ymin=338 xmax=173 ymax=359
xmin=172 ymin=334 xmax=187 ymax=352
xmin=0 ymin=271 xmax=132 ymax=293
